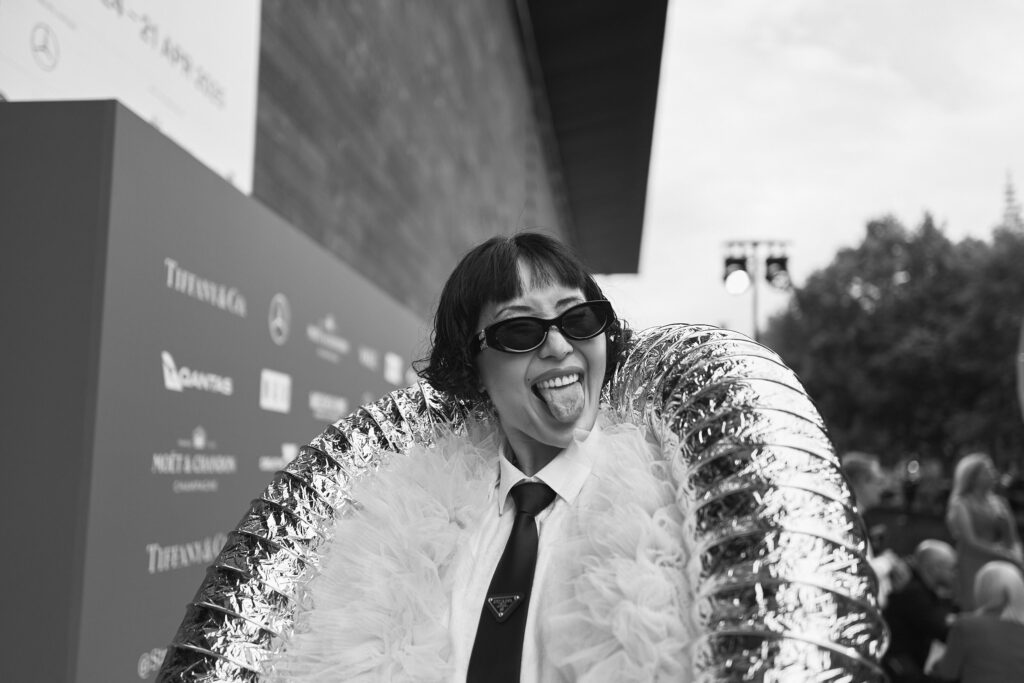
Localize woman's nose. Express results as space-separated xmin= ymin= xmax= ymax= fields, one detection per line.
xmin=539 ymin=325 xmax=573 ymax=358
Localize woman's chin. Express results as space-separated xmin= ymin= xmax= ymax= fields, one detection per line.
xmin=545 ymin=405 xmax=599 ymax=439
xmin=502 ymin=398 xmax=600 ymax=455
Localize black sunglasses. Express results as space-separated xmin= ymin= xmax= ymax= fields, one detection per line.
xmin=473 ymin=300 xmax=614 ymax=354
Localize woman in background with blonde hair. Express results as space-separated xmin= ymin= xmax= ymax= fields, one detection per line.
xmin=930 ymin=560 xmax=1024 ymax=681
xmin=945 ymin=452 xmax=1023 ymax=609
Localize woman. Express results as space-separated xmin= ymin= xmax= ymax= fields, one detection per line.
xmin=930 ymin=560 xmax=1024 ymax=681
xmin=277 ymin=232 xmax=690 ymax=682
xmin=945 ymin=453 xmax=1023 ymax=609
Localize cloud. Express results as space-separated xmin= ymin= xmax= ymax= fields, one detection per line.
xmin=603 ymin=0 xmax=1024 ymax=337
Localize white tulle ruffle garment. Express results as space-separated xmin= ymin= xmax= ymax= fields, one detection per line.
xmin=274 ymin=413 xmax=694 ymax=682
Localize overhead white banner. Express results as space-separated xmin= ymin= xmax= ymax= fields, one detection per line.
xmin=0 ymin=0 xmax=261 ymax=193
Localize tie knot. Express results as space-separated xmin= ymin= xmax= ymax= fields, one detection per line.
xmin=510 ymin=482 xmax=556 ymax=516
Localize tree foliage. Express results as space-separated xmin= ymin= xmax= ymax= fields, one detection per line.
xmin=763 ymin=216 xmax=1024 ymax=467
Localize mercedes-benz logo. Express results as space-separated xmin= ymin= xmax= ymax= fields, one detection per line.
xmin=268 ymin=293 xmax=291 ymax=345
xmin=30 ymin=23 xmax=59 ymax=71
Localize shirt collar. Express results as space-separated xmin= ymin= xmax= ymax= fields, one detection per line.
xmin=496 ymin=422 xmax=601 ymax=515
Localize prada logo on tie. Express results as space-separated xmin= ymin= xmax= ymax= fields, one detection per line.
xmin=485 ymin=593 xmax=523 ymax=622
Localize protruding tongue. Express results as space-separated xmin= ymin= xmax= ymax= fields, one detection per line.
xmin=537 ymin=382 xmax=585 ymax=423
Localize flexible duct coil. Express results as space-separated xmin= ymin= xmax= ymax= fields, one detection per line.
xmin=157 ymin=324 xmax=888 ymax=681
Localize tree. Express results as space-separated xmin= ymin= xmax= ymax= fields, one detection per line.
xmin=763 ymin=215 xmax=1024 ymax=469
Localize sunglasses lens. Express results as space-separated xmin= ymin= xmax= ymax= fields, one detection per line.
xmin=561 ymin=303 xmax=608 ymax=339
xmin=492 ymin=318 xmax=547 ymax=351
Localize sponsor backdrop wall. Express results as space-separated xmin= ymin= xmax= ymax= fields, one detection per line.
xmin=1 ymin=101 xmax=425 ymax=682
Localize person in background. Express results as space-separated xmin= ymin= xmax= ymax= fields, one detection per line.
xmin=929 ymin=560 xmax=1024 ymax=682
xmin=841 ymin=451 xmax=911 ymax=606
xmin=882 ymin=540 xmax=958 ymax=682
xmin=945 ymin=452 xmax=1023 ymax=610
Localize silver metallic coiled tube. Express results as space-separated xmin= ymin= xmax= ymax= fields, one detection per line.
xmin=157 ymin=324 xmax=888 ymax=682
xmin=609 ymin=324 xmax=887 ymax=681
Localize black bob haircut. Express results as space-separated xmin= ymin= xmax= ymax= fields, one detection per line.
xmin=417 ymin=232 xmax=630 ymax=402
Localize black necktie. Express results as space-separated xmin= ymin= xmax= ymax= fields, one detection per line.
xmin=467 ymin=481 xmax=557 ymax=683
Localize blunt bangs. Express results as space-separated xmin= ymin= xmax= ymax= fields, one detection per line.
xmin=471 ymin=234 xmax=599 ymax=309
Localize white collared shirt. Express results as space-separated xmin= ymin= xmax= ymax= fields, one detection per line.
xmin=449 ymin=423 xmax=601 ymax=682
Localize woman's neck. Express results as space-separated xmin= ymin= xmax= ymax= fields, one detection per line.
xmin=505 ymin=437 xmax=562 ymax=476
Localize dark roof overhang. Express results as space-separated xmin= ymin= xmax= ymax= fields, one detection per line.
xmin=516 ymin=0 xmax=668 ymax=273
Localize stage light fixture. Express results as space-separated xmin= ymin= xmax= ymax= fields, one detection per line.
xmin=765 ymin=255 xmax=791 ymax=290
xmin=723 ymin=256 xmax=751 ymax=294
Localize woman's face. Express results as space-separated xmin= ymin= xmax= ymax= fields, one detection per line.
xmin=973 ymin=458 xmax=998 ymax=493
xmin=475 ymin=264 xmax=607 ymax=462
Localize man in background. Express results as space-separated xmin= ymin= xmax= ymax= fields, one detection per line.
xmin=882 ymin=540 xmax=958 ymax=682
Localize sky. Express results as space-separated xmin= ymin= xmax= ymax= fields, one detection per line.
xmin=596 ymin=0 xmax=1024 ymax=338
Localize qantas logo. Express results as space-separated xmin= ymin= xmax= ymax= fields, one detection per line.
xmin=161 ymin=351 xmax=233 ymax=395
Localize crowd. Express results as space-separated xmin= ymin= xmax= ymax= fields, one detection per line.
xmin=841 ymin=451 xmax=1024 ymax=682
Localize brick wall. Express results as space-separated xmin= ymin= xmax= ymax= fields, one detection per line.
xmin=254 ymin=0 xmax=569 ymax=319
